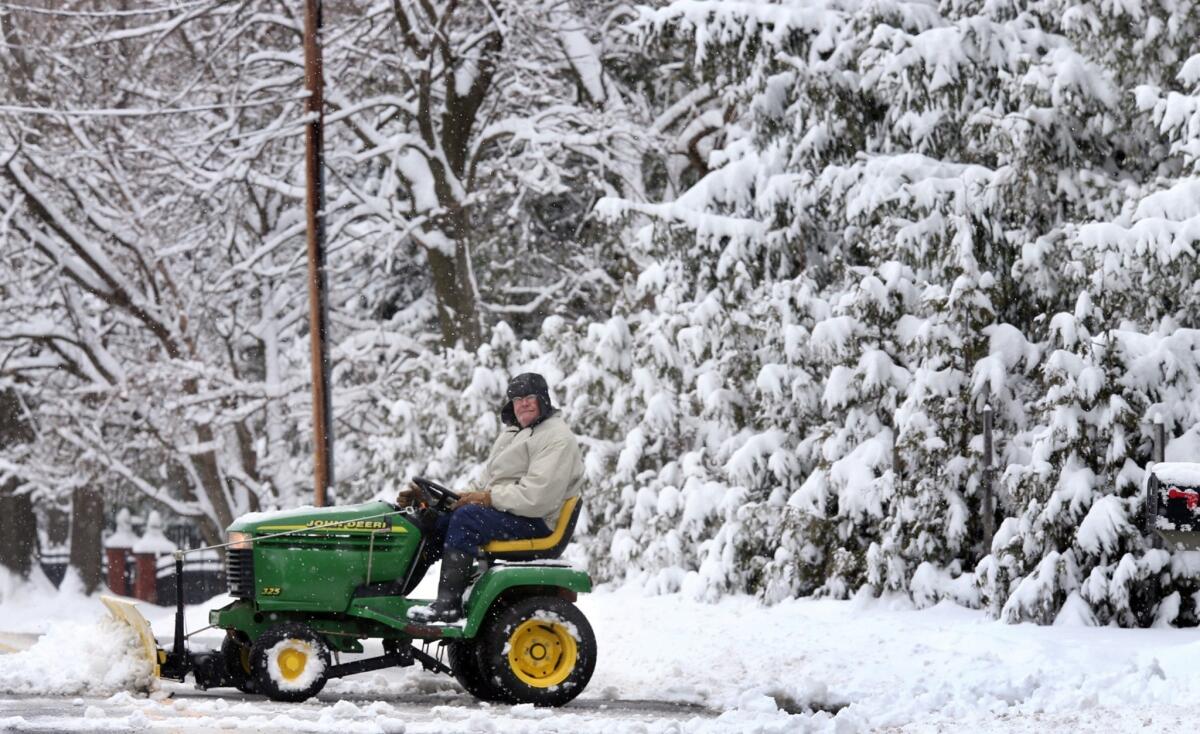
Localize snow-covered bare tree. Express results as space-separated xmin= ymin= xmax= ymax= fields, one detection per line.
xmin=0 ymin=0 xmax=655 ymax=555
xmin=0 ymin=1 xmax=327 ymax=550
xmin=314 ymin=0 xmax=647 ymax=347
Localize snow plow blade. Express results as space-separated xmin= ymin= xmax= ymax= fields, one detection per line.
xmin=101 ymin=595 xmax=164 ymax=678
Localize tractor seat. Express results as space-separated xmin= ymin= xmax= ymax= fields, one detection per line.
xmin=482 ymin=496 xmax=581 ymax=562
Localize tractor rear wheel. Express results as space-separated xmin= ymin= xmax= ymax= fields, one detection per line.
xmin=220 ymin=633 xmax=256 ymax=694
xmin=476 ymin=596 xmax=596 ymax=707
xmin=447 ymin=640 xmax=500 ymax=701
xmin=250 ymin=622 xmax=331 ymax=702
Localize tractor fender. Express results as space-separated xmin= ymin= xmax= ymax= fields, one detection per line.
xmin=461 ymin=564 xmax=592 ymax=637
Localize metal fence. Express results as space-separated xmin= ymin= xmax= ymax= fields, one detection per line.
xmin=155 ymin=549 xmax=226 ymax=605
xmin=38 ymin=546 xmax=226 ymax=606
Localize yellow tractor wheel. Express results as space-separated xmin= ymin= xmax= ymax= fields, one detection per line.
xmin=249 ymin=623 xmax=331 ymax=702
xmin=476 ymin=596 xmax=596 ymax=706
xmin=506 ymin=617 xmax=578 ymax=688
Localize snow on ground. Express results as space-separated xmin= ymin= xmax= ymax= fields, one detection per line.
xmin=2 ymin=577 xmax=1200 ymax=732
xmin=0 ymin=615 xmax=153 ymax=697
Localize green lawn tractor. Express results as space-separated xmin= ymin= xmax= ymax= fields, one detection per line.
xmin=101 ymin=478 xmax=596 ymax=707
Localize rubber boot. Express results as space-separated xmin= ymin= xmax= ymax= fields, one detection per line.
xmin=407 ymin=549 xmax=473 ymax=623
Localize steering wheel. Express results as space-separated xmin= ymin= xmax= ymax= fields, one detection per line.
xmin=411 ymin=476 xmax=459 ymax=512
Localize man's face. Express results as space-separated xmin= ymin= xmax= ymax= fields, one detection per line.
xmin=513 ymin=395 xmax=541 ymax=427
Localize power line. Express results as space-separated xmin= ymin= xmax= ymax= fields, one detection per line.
xmin=0 ymin=95 xmax=307 ymax=118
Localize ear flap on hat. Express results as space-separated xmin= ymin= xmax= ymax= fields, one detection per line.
xmin=500 ymin=399 xmax=518 ymax=426
xmin=536 ymin=393 xmax=554 ymax=420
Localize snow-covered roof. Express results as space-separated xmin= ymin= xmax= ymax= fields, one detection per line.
xmin=1151 ymin=462 xmax=1200 ymax=488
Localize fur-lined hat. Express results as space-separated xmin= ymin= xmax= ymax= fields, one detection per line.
xmin=500 ymin=372 xmax=556 ymax=428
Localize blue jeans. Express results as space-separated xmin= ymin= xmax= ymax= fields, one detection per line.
xmin=427 ymin=504 xmax=550 ymax=557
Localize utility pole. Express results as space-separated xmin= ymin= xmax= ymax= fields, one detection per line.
xmin=304 ymin=0 xmax=333 ymax=506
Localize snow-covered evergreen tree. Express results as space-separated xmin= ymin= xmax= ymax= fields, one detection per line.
xmin=582 ymin=0 xmax=1200 ymax=623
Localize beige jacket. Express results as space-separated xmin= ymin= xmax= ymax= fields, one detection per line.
xmin=470 ymin=414 xmax=584 ymax=528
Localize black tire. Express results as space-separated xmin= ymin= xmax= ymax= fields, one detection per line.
xmin=447 ymin=640 xmax=501 ymax=701
xmin=249 ymin=622 xmax=331 ymax=702
xmin=476 ymin=596 xmax=596 ymax=707
xmin=220 ymin=633 xmax=257 ymax=694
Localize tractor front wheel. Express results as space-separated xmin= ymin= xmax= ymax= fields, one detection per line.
xmin=250 ymin=623 xmax=331 ymax=702
xmin=476 ymin=596 xmax=596 ymax=707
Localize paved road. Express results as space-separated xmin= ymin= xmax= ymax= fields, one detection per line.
xmin=0 ymin=631 xmax=719 ymax=731
xmin=0 ymin=685 xmax=718 ymax=732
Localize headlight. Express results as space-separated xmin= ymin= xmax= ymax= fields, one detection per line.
xmin=228 ymin=531 xmax=253 ymax=550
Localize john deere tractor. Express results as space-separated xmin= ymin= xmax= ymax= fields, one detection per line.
xmin=102 ymin=478 xmax=596 ymax=707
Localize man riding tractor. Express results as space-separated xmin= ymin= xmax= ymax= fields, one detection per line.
xmin=103 ymin=370 xmax=595 ymax=706
xmin=402 ymin=372 xmax=584 ymax=624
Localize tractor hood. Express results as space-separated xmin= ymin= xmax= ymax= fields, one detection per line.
xmin=221 ymin=500 xmax=419 ymax=614
xmin=227 ymin=500 xmax=404 ymax=537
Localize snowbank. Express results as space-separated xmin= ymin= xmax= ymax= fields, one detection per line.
xmin=0 ymin=567 xmax=94 ymax=634
xmin=0 ymin=566 xmax=57 ymax=608
xmin=2 ymin=587 xmax=1200 ymax=731
xmin=0 ymin=615 xmax=155 ymax=696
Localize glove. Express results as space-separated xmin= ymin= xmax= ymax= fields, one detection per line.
xmin=452 ymin=491 xmax=492 ymax=510
xmin=395 ymin=482 xmax=423 ymax=508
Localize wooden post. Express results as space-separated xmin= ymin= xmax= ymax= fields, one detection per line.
xmin=982 ymin=404 xmax=995 ymax=552
xmin=1147 ymin=414 xmax=1166 ymax=543
xmin=304 ymin=0 xmax=333 ymax=506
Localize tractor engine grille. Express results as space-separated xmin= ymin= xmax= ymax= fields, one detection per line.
xmin=226 ymin=548 xmax=255 ymax=598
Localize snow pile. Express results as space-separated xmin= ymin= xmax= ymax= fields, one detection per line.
xmin=0 ymin=566 xmax=55 ymax=607
xmin=0 ymin=567 xmax=93 ymax=633
xmin=0 ymin=615 xmax=155 ymax=696
xmin=580 ymin=589 xmax=1200 ymax=731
